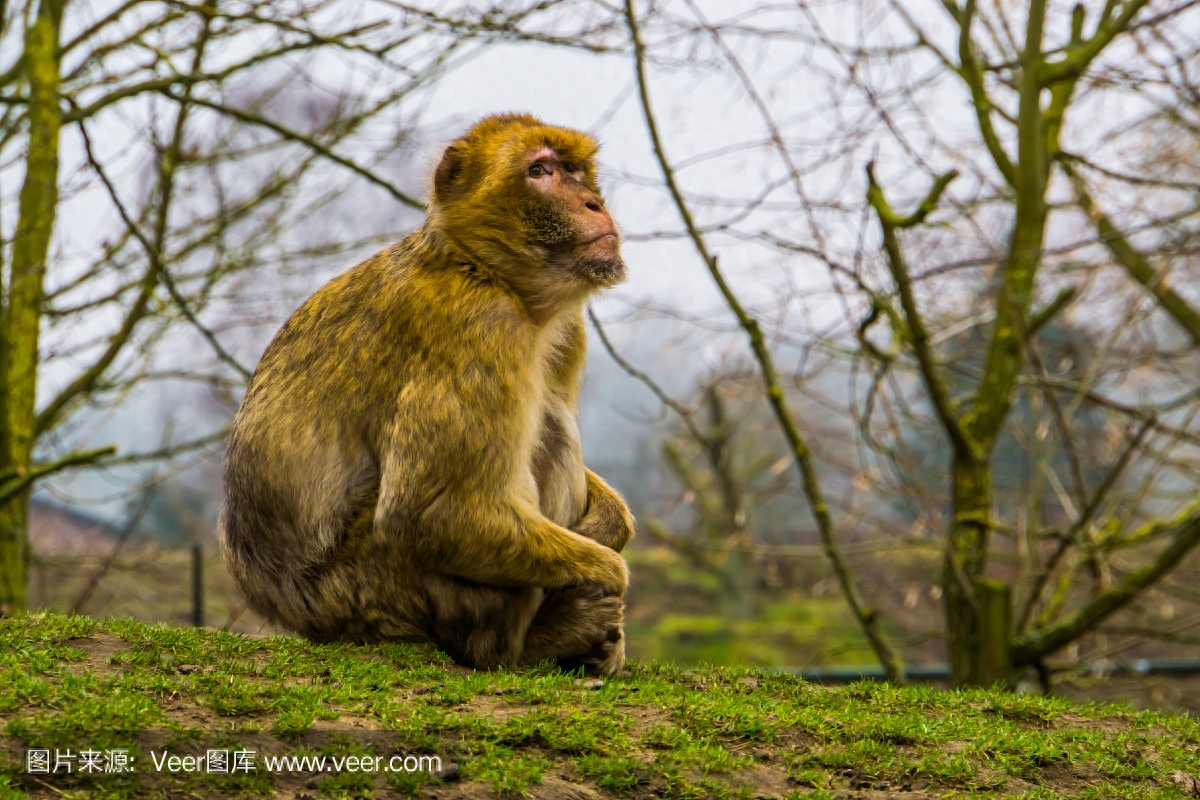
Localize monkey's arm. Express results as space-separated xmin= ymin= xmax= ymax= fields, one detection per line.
xmin=408 ymin=492 xmax=629 ymax=596
xmin=571 ymin=470 xmax=634 ymax=553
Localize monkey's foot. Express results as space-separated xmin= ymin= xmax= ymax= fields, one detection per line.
xmin=579 ymin=625 xmax=624 ymax=677
xmin=524 ymin=589 xmax=624 ymax=673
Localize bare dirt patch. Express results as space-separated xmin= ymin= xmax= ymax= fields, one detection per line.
xmin=1035 ymin=759 xmax=1108 ymax=794
xmin=729 ymin=762 xmax=792 ymax=796
xmin=466 ymin=694 xmax=532 ymax=721
xmin=158 ymin=696 xmax=242 ymax=730
xmin=62 ymin=631 xmax=130 ymax=674
xmin=1056 ymin=712 xmax=1133 ymax=734
xmin=310 ymin=713 xmax=386 ymax=732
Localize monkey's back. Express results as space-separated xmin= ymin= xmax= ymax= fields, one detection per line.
xmin=219 ymin=231 xmax=533 ymax=637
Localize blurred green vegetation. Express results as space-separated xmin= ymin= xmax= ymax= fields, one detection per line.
xmin=624 ymin=546 xmax=882 ymax=668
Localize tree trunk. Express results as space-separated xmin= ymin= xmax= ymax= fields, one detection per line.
xmin=946 ymin=35 xmax=1050 ymax=682
xmin=0 ymin=0 xmax=64 ymax=615
xmin=720 ymin=535 xmax=756 ymax=620
xmin=975 ymin=579 xmax=1013 ymax=688
xmin=944 ymin=455 xmax=994 ymax=686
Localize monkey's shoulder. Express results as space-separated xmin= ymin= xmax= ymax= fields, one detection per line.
xmin=295 ymin=242 xmax=416 ymax=327
xmin=255 ymin=237 xmax=448 ymax=359
xmin=248 ymin=233 xmax=550 ymax=398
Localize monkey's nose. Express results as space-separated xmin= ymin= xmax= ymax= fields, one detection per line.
xmin=585 ymin=200 xmax=602 ymax=213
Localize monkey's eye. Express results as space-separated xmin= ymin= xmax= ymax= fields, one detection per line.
xmin=528 ymin=163 xmax=548 ymax=178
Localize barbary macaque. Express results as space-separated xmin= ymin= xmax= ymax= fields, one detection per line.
xmin=220 ymin=114 xmax=634 ymax=675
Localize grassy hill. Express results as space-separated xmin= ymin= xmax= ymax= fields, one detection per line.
xmin=1 ymin=614 xmax=1198 ymax=799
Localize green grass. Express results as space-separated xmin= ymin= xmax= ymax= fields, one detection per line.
xmin=1 ymin=614 xmax=1198 ymax=798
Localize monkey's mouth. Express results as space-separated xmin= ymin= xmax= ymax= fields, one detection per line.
xmin=576 ymin=233 xmax=619 ymax=254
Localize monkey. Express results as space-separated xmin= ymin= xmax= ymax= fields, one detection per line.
xmin=219 ymin=114 xmax=635 ymax=676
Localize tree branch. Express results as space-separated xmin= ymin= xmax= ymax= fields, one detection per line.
xmin=0 ymin=446 xmax=117 ymax=506
xmin=100 ymin=428 xmax=229 ymax=466
xmin=1063 ymin=161 xmax=1200 ymax=346
xmin=1026 ymin=287 xmax=1076 ymax=339
xmin=1015 ymin=495 xmax=1200 ymax=665
xmin=960 ymin=0 xmax=1050 ymax=451
xmin=70 ymin=484 xmax=156 ymax=614
xmin=77 ymin=119 xmax=254 ymax=381
xmin=866 ymin=164 xmax=973 ymax=459
xmin=1038 ymin=0 xmax=1152 ymax=84
xmin=955 ymin=0 xmax=1016 ymax=186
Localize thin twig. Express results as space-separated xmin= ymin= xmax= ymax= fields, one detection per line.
xmin=71 ymin=486 xmax=157 ymax=614
xmin=161 ymin=91 xmax=428 ymax=211
xmin=586 ymin=306 xmax=706 ymax=444
xmin=221 ymin=601 xmax=248 ymax=632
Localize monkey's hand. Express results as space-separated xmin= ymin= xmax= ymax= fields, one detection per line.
xmin=413 ymin=492 xmax=629 ymax=597
xmin=570 ymin=470 xmax=635 ymax=553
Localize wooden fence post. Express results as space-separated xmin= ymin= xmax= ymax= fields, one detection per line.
xmin=191 ymin=543 xmax=204 ymax=628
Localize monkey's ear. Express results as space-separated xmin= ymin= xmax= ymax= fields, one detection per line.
xmin=434 ymin=144 xmax=465 ymax=203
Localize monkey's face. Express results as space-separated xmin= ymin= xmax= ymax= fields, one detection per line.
xmin=517 ymin=146 xmax=626 ymax=288
xmin=432 ymin=116 xmax=627 ymax=318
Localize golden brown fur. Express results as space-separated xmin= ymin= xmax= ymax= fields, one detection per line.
xmin=219 ymin=114 xmax=634 ymax=674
